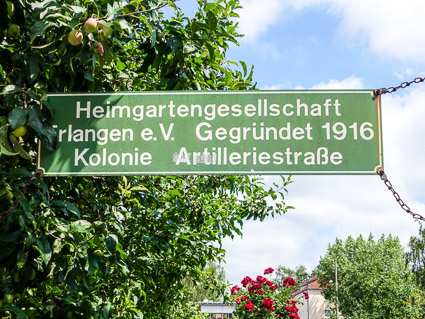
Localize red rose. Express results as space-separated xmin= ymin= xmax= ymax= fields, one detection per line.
xmin=264 ymin=267 xmax=275 ymax=274
xmin=263 ymin=297 xmax=274 ymax=310
xmin=231 ymin=285 xmax=241 ymax=295
xmin=283 ymin=277 xmax=296 ymax=287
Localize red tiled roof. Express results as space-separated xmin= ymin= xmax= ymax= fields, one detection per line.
xmin=292 ymin=276 xmax=326 ymax=295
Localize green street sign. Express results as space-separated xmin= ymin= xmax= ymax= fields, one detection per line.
xmin=37 ymin=90 xmax=383 ymax=176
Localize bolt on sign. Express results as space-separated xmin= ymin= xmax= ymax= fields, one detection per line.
xmin=37 ymin=91 xmax=383 ymax=176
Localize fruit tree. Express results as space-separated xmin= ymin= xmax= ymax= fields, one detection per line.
xmin=0 ymin=0 xmax=292 ymax=318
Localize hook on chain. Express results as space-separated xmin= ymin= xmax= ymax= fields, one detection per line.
xmin=376 ymin=167 xmax=387 ymax=181
xmin=373 ymin=76 xmax=425 ymax=98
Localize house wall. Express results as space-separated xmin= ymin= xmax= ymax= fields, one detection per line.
xmin=295 ymin=289 xmax=331 ymax=319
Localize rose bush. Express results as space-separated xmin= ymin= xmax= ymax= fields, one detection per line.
xmin=231 ymin=268 xmax=307 ymax=319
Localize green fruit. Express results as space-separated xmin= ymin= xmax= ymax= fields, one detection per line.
xmin=7 ymin=23 xmax=20 ymax=39
xmin=94 ymin=249 xmax=103 ymax=256
xmin=12 ymin=125 xmax=27 ymax=137
xmin=6 ymin=1 xmax=14 ymax=17
xmin=4 ymin=294 xmax=13 ymax=304
xmin=5 ymin=191 xmax=13 ymax=201
xmin=68 ymin=30 xmax=83 ymax=46
xmin=84 ymin=18 xmax=98 ymax=33
xmin=30 ymin=269 xmax=36 ymax=280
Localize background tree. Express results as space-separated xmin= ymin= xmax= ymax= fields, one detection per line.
xmin=316 ymin=234 xmax=422 ymax=319
xmin=0 ymin=0 xmax=292 ymax=318
xmin=183 ymin=261 xmax=227 ymax=303
xmin=408 ymin=222 xmax=425 ymax=290
xmin=273 ymin=265 xmax=309 ymax=288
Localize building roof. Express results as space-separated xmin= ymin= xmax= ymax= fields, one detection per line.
xmin=292 ymin=276 xmax=326 ymax=296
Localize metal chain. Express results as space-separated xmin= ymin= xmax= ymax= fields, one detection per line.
xmin=377 ymin=168 xmax=425 ymax=222
xmin=374 ymin=78 xmax=425 ymax=221
xmin=372 ymin=77 xmax=425 ymax=98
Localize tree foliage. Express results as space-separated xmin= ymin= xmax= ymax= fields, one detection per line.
xmin=316 ymin=234 xmax=422 ymax=319
xmin=408 ymin=222 xmax=425 ymax=290
xmin=183 ymin=261 xmax=227 ymax=303
xmin=273 ymin=265 xmax=309 ymax=288
xmin=0 ymin=0 xmax=292 ymax=318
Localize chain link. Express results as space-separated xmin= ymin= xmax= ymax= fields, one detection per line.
xmin=377 ymin=168 xmax=425 ymax=222
xmin=372 ymin=77 xmax=425 ymax=98
xmin=374 ymin=77 xmax=425 ymax=220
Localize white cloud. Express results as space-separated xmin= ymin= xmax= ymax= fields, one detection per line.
xmin=311 ymin=75 xmax=364 ymax=89
xmin=237 ymin=0 xmax=285 ymax=42
xmin=261 ymin=76 xmax=363 ymax=91
xmin=328 ymin=0 xmax=425 ymax=62
xmin=237 ymin=0 xmax=425 ymax=62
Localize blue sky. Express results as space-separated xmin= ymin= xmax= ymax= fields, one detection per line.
xmin=171 ymin=0 xmax=425 ymax=285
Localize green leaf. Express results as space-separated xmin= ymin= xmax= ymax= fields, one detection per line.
xmin=205 ymin=42 xmax=215 ymax=61
xmin=32 ymin=179 xmax=48 ymax=194
xmin=84 ymin=73 xmax=95 ymax=82
xmin=116 ymin=60 xmax=126 ymax=71
xmin=102 ymin=302 xmax=111 ymax=319
xmin=118 ymin=18 xmax=132 ymax=32
xmin=27 ymin=108 xmax=56 ymax=143
xmin=225 ymin=70 xmax=232 ymax=86
xmin=10 ymin=134 xmax=32 ymax=160
xmin=207 ymin=11 xmax=218 ymax=31
xmin=116 ymin=243 xmax=128 ymax=260
xmin=130 ymin=185 xmax=149 ymax=192
xmin=240 ymin=60 xmax=247 ymax=77
xmin=130 ymin=308 xmax=144 ymax=319
xmin=36 ymin=237 xmax=52 ymax=265
xmin=8 ymin=167 xmax=32 ymax=177
xmin=16 ymin=250 xmax=27 ymax=269
xmin=106 ymin=4 xmax=115 ymax=20
xmin=1 ymin=84 xmax=21 ymax=95
xmin=70 ymin=5 xmax=86 ymax=14
xmin=0 ymin=231 xmax=22 ymax=243
xmin=30 ymin=21 xmax=52 ymax=42
xmin=51 ymin=200 xmax=80 ymax=218
xmin=178 ymin=234 xmax=191 ymax=241
xmin=69 ymin=220 xmax=91 ymax=232
xmin=18 ymin=196 xmax=30 ymax=213
xmin=25 ymin=54 xmax=40 ymax=83
xmin=0 ymin=245 xmax=15 ymax=260
xmin=191 ymin=22 xmax=201 ymax=33
xmin=0 ymin=144 xmax=18 ymax=156
xmin=2 ymin=306 xmax=26 ymax=319
xmin=0 ymin=64 xmax=6 ymax=80
xmin=105 ymin=235 xmax=118 ymax=252
xmin=88 ymin=252 xmax=99 ymax=275
xmin=0 ymin=123 xmax=17 ymax=155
